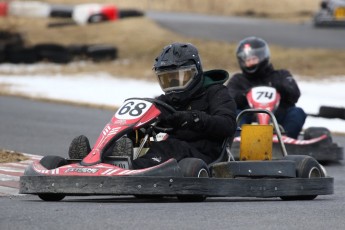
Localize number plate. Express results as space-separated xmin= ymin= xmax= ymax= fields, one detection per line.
xmin=251 ymin=86 xmax=277 ymax=104
xmin=334 ymin=7 xmax=345 ymax=19
xmin=106 ymin=156 xmax=132 ymax=169
xmin=115 ymin=99 xmax=153 ymax=120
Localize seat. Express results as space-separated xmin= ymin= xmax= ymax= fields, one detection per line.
xmin=208 ymin=135 xmax=234 ymax=168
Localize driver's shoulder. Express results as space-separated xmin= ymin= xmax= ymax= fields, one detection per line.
xmin=272 ymin=68 xmax=293 ymax=78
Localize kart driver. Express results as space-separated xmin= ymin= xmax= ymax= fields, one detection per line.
xmin=226 ymin=36 xmax=306 ymax=138
xmin=131 ymin=42 xmax=237 ymax=169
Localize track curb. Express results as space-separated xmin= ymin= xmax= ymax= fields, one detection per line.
xmin=0 ymin=153 xmax=42 ymax=196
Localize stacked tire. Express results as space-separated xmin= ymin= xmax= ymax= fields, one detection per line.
xmin=0 ymin=30 xmax=118 ymax=64
xmin=0 ymin=31 xmax=38 ymax=64
xmin=67 ymin=44 xmax=118 ymax=62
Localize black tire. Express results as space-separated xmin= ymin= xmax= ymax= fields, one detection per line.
xmin=68 ymin=135 xmax=91 ymax=159
xmin=5 ymin=46 xmax=39 ymax=64
xmin=39 ymin=155 xmax=67 ymax=170
xmin=304 ymin=127 xmax=332 ymax=144
xmin=34 ymin=43 xmax=72 ymax=64
xmin=177 ymin=158 xmax=209 ymax=202
xmin=119 ymin=9 xmax=144 ymax=18
xmin=38 ymin=193 xmax=66 ymax=202
xmin=85 ymin=44 xmax=117 ymax=62
xmin=0 ymin=31 xmax=24 ymax=47
xmin=111 ymin=137 xmax=133 ymax=158
xmin=0 ymin=44 xmax=6 ymax=63
xmin=134 ymin=195 xmax=164 ymax=200
xmin=38 ymin=156 xmax=67 ymax=201
xmin=49 ymin=5 xmax=73 ymax=18
xmin=67 ymin=44 xmax=88 ymax=59
xmin=280 ymin=155 xmax=325 ymax=201
xmin=319 ymin=106 xmax=345 ymax=120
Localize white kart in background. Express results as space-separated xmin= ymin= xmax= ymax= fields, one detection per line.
xmin=313 ymin=0 xmax=345 ymax=27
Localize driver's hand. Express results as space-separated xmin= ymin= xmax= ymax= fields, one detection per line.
xmin=165 ymin=110 xmax=208 ymax=130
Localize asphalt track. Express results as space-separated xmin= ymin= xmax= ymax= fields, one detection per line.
xmin=1 ymin=12 xmax=345 ymax=230
xmin=147 ymin=11 xmax=345 ymax=49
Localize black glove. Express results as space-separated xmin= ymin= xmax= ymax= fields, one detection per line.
xmin=165 ymin=110 xmax=208 ymax=131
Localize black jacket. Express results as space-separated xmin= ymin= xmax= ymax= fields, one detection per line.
xmin=158 ymin=69 xmax=237 ymax=163
xmin=226 ymin=64 xmax=301 ymax=111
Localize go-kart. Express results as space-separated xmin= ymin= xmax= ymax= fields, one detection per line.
xmin=19 ymin=97 xmax=333 ymax=202
xmin=313 ymin=0 xmax=345 ymax=27
xmin=231 ymin=86 xmax=344 ymax=163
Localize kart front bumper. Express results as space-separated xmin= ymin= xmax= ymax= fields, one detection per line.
xmin=19 ymin=175 xmax=333 ymax=198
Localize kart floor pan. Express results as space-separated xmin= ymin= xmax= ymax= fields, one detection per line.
xmin=231 ymin=142 xmax=344 ymax=162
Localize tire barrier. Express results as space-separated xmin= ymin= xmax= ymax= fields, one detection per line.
xmin=5 ymin=1 xmax=50 ymax=18
xmin=319 ymin=106 xmax=345 ymax=120
xmin=6 ymin=46 xmax=39 ymax=64
xmin=34 ymin=44 xmax=73 ymax=64
xmin=49 ymin=5 xmax=73 ymax=18
xmin=0 ymin=31 xmax=118 ymax=64
xmin=86 ymin=45 xmax=118 ymax=62
xmin=308 ymin=105 xmax=345 ymax=120
xmin=0 ymin=1 xmax=144 ymax=26
xmin=0 ymin=2 xmax=7 ymax=16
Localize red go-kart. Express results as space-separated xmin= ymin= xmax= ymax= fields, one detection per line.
xmin=231 ymin=86 xmax=343 ymax=163
xmin=20 ymin=97 xmax=333 ymax=202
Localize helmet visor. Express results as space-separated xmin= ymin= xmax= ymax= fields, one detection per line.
xmin=156 ymin=65 xmax=198 ymax=92
xmin=237 ymin=46 xmax=269 ymax=64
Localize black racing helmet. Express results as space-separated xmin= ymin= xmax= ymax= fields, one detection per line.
xmin=153 ymin=42 xmax=203 ymax=105
xmin=236 ymin=37 xmax=270 ymax=76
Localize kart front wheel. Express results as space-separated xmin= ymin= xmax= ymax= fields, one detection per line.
xmin=39 ymin=155 xmax=67 ymax=170
xmin=280 ymin=155 xmax=325 ymax=201
xmin=38 ymin=156 xmax=67 ymax=201
xmin=303 ymin=127 xmax=332 ymax=144
xmin=177 ymin=158 xmax=209 ymax=202
xmin=38 ymin=194 xmax=65 ymax=202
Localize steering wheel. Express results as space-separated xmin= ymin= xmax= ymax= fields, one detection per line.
xmin=126 ymin=97 xmax=176 ymax=133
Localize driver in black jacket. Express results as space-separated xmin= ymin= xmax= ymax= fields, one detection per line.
xmin=132 ymin=42 xmax=237 ymax=169
xmin=226 ymin=36 xmax=306 ymax=138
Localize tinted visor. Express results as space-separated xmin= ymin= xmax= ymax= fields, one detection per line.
xmin=237 ymin=46 xmax=269 ymax=63
xmin=156 ymin=65 xmax=198 ymax=92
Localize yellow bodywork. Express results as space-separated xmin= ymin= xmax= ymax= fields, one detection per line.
xmin=334 ymin=7 xmax=345 ymax=19
xmin=240 ymin=124 xmax=273 ymax=161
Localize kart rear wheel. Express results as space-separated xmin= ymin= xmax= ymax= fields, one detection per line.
xmin=68 ymin=135 xmax=91 ymax=159
xmin=280 ymin=155 xmax=325 ymax=201
xmin=112 ymin=137 xmax=133 ymax=158
xmin=177 ymin=158 xmax=209 ymax=202
xmin=303 ymin=127 xmax=332 ymax=144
